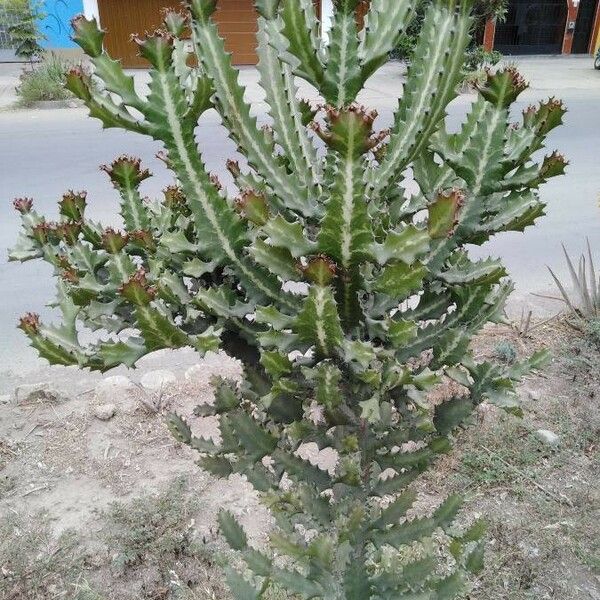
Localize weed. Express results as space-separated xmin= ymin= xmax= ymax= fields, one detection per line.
xmin=584 ymin=317 xmax=600 ymax=348
xmin=494 ymin=340 xmax=518 ymax=364
xmin=457 ymin=416 xmax=547 ymax=491
xmin=100 ymin=476 xmax=228 ymax=599
xmin=103 ymin=477 xmax=198 ymax=570
xmin=549 ymin=240 xmax=599 ymax=321
xmin=563 ymin=320 xmax=600 ymax=405
xmin=16 ymin=53 xmax=74 ymax=105
xmin=0 ymin=511 xmax=90 ymax=599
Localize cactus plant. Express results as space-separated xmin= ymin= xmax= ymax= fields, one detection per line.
xmin=10 ymin=0 xmax=566 ymax=597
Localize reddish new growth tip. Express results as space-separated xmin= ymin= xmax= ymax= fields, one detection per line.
xmin=235 ymin=189 xmax=269 ymax=226
xmin=226 ymin=159 xmax=241 ymax=178
xmin=325 ymin=103 xmax=379 ymax=126
xmin=13 ymin=198 xmax=33 ymax=214
xmin=101 ymin=227 xmax=129 ymax=253
xmin=119 ymin=269 xmax=157 ymax=306
xmin=61 ymin=268 xmax=80 ymax=284
xmin=31 ymin=222 xmax=51 ymax=244
xmin=539 ymin=151 xmax=569 ymax=180
xmin=59 ymin=190 xmax=87 ymax=220
xmin=163 ymin=185 xmax=186 ymax=208
xmin=55 ymin=222 xmax=83 ymax=246
xmin=209 ymin=173 xmax=223 ymax=191
xmin=131 ymin=27 xmax=174 ymax=45
xmin=101 ymin=156 xmax=151 ymax=189
xmin=129 ymin=229 xmax=156 ymax=251
xmin=131 ymin=28 xmax=174 ymax=67
xmin=161 ymin=8 xmax=188 ymax=37
xmin=504 ymin=65 xmax=528 ymax=93
xmin=313 ymin=103 xmax=383 ymax=156
xmin=19 ymin=313 xmax=41 ymax=335
xmin=301 ymin=255 xmax=338 ymax=286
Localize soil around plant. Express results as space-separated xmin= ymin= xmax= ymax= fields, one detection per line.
xmin=0 ymin=319 xmax=598 ymax=599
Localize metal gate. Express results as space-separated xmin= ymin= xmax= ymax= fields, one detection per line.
xmin=494 ymin=0 xmax=568 ymax=54
xmin=572 ymin=0 xmax=598 ymax=53
xmin=0 ymin=3 xmax=18 ymax=62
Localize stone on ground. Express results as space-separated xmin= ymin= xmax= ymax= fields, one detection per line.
xmin=93 ymin=403 xmax=116 ymax=421
xmin=140 ymin=369 xmax=177 ymax=392
xmin=535 ymin=429 xmax=560 ymax=447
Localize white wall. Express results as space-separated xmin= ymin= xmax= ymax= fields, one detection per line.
xmin=321 ymin=0 xmax=334 ymax=38
xmin=82 ymin=0 xmax=99 ymax=21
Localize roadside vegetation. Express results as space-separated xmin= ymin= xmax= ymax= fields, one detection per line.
xmin=15 ymin=53 xmax=75 ymax=105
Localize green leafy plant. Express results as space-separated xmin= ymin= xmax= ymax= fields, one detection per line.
xmin=16 ymin=53 xmax=75 ymax=105
xmin=5 ymin=0 xmax=46 ymax=64
xmin=494 ymin=340 xmax=517 ymax=365
xmin=10 ymin=0 xmax=565 ymax=597
xmin=463 ymin=46 xmax=502 ymax=73
xmin=0 ymin=510 xmax=88 ymax=599
xmin=461 ymin=47 xmax=503 ymax=91
xmin=392 ymin=0 xmax=506 ymax=60
xmin=101 ymin=477 xmax=228 ymax=598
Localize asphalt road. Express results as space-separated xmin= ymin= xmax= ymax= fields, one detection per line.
xmin=1 ymin=57 xmax=599 ymax=372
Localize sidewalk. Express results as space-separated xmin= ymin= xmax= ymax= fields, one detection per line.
xmin=2 ymin=54 xmax=598 ymax=111
xmin=506 ymin=55 xmax=600 ymax=94
xmin=0 ymin=62 xmax=22 ymax=109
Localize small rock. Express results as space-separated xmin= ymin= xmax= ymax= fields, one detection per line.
xmin=14 ymin=382 xmax=61 ymax=404
xmin=528 ymin=389 xmax=542 ymax=401
xmin=94 ymin=403 xmax=116 ymax=421
xmin=535 ymin=429 xmax=560 ymax=447
xmin=95 ymin=375 xmax=136 ymax=397
xmin=0 ymin=394 xmax=10 ymax=405
xmin=140 ymin=369 xmax=177 ymax=392
xmin=185 ymin=364 xmax=206 ymax=382
xmin=94 ymin=376 xmax=138 ymax=414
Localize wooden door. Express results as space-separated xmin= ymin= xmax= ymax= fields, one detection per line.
xmin=98 ymin=0 xmax=179 ymax=68
xmin=357 ymin=0 xmax=369 ymax=29
xmin=98 ymin=0 xmax=323 ymax=68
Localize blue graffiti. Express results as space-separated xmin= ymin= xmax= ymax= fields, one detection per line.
xmin=40 ymin=0 xmax=83 ymax=49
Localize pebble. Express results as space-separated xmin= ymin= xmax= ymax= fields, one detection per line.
xmin=94 ymin=376 xmax=138 ymax=414
xmin=535 ymin=429 xmax=560 ymax=447
xmin=140 ymin=369 xmax=177 ymax=392
xmin=184 ymin=364 xmax=205 ymax=382
xmin=528 ymin=389 xmax=542 ymax=401
xmin=0 ymin=394 xmax=10 ymax=405
xmin=95 ymin=375 xmax=136 ymax=396
xmin=94 ymin=403 xmax=116 ymax=421
xmin=14 ymin=382 xmax=60 ymax=404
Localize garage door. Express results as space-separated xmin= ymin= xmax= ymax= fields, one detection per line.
xmin=494 ymin=0 xmax=568 ymax=55
xmin=98 ymin=0 xmax=261 ymax=68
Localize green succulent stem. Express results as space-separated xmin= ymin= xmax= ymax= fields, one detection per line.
xmin=10 ymin=2 xmax=563 ymax=598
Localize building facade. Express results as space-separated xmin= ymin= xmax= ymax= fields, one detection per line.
xmin=3 ymin=1 xmax=599 ymax=65
xmin=35 ymin=0 xmax=339 ymax=67
xmin=483 ymin=0 xmax=600 ymax=55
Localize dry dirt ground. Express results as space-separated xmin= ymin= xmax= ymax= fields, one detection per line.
xmin=0 ymin=319 xmax=598 ymax=600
